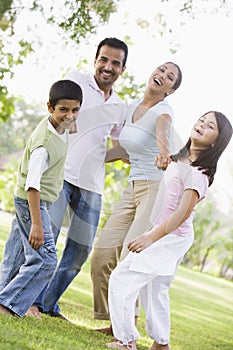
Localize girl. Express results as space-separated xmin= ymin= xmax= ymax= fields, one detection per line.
xmin=107 ymin=111 xmax=232 ymax=350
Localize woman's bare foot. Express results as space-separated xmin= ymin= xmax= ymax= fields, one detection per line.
xmin=25 ymin=305 xmax=41 ymax=320
xmin=96 ymin=325 xmax=113 ymax=336
xmin=0 ymin=304 xmax=14 ymax=316
xmin=148 ymin=341 xmax=170 ymax=350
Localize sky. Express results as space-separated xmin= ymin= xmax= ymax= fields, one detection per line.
xmin=5 ymin=0 xmax=233 ymax=212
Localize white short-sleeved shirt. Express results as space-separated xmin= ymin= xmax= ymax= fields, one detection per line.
xmin=119 ymin=99 xmax=174 ymax=181
xmin=64 ymin=70 xmax=127 ymax=193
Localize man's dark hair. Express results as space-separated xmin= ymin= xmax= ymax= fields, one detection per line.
xmin=95 ymin=37 xmax=128 ymax=67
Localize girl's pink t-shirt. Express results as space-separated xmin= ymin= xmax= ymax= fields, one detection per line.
xmin=150 ymin=161 xmax=209 ymax=237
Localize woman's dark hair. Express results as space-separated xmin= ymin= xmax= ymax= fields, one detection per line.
xmin=171 ymin=111 xmax=233 ymax=186
xmin=165 ymin=62 xmax=182 ymax=90
xmin=49 ymin=80 xmax=83 ymax=109
xmin=95 ymin=37 xmax=128 ymax=67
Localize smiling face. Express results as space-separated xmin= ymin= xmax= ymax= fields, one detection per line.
xmin=94 ymin=45 xmax=126 ymax=92
xmin=48 ymin=99 xmax=81 ymax=133
xmin=190 ymin=112 xmax=219 ymax=149
xmin=148 ymin=63 xmax=179 ymax=97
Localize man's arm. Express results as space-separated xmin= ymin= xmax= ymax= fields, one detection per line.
xmin=105 ymin=140 xmax=130 ymax=163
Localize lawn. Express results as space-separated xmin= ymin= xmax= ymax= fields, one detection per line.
xmin=0 ymin=212 xmax=232 ymax=350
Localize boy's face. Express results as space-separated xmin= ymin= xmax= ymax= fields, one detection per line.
xmin=47 ymin=99 xmax=81 ymax=133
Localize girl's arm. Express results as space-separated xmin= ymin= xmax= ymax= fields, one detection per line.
xmin=28 ymin=188 xmax=44 ymax=250
xmin=155 ymin=114 xmax=172 ymax=170
xmin=128 ymin=188 xmax=199 ymax=253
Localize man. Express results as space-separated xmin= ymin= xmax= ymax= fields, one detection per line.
xmin=38 ymin=37 xmax=128 ymax=318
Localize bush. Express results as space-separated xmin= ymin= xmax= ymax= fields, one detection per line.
xmin=0 ymin=160 xmax=18 ymax=213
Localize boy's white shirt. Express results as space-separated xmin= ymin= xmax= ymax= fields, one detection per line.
xmin=25 ymin=121 xmax=67 ymax=192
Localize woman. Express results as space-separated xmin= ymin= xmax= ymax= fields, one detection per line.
xmin=91 ymin=62 xmax=182 ymax=332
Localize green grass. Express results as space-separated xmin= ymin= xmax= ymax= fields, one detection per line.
xmin=0 ymin=212 xmax=232 ymax=350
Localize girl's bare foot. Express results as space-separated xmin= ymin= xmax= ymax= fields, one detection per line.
xmin=148 ymin=341 xmax=170 ymax=350
xmin=0 ymin=304 xmax=13 ymax=316
xmin=107 ymin=340 xmax=137 ymax=349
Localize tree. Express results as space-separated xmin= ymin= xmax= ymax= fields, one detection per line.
xmin=0 ymin=0 xmax=120 ymax=123
xmin=183 ymin=200 xmax=220 ymax=269
xmin=0 ymin=0 xmax=33 ymax=123
xmin=0 ymin=97 xmax=46 ymax=155
xmin=215 ymin=226 xmax=233 ymax=279
xmin=0 ymin=160 xmax=18 ymax=212
xmin=182 ymin=195 xmax=233 ymax=279
xmin=1 ymin=0 xmax=232 ymax=123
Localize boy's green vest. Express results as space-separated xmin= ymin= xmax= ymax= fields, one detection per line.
xmin=15 ymin=117 xmax=68 ymax=203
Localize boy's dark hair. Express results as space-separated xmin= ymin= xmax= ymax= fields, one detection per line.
xmin=95 ymin=37 xmax=128 ymax=67
xmin=165 ymin=62 xmax=182 ymax=90
xmin=49 ymin=80 xmax=83 ymax=109
xmin=171 ymin=111 xmax=233 ymax=186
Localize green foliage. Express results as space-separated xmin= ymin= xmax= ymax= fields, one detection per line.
xmin=47 ymin=0 xmax=120 ymax=44
xmin=0 ymin=0 xmax=119 ymax=123
xmin=0 ymin=87 xmax=15 ymax=124
xmin=182 ymin=197 xmax=233 ymax=278
xmin=0 ymin=97 xmax=46 ymax=154
xmin=215 ymin=228 xmax=233 ymax=278
xmin=0 ymin=0 xmax=232 ymax=123
xmin=0 ymin=0 xmax=33 ymax=123
xmin=186 ymin=200 xmax=220 ymax=269
xmin=0 ymin=160 xmax=18 ymax=213
xmin=115 ymin=72 xmax=146 ymax=104
xmin=0 ymin=0 xmax=14 ymax=25
xmin=100 ymin=159 xmax=129 ymax=229
xmin=0 ymin=97 xmax=47 ymax=214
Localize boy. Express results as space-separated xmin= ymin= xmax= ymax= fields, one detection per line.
xmin=0 ymin=79 xmax=82 ymax=318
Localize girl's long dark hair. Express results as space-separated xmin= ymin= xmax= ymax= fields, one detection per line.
xmin=171 ymin=111 xmax=233 ymax=186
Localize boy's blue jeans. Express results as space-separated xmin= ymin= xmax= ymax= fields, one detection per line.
xmin=41 ymin=180 xmax=102 ymax=314
xmin=0 ymin=216 xmax=24 ymax=291
xmin=0 ymin=181 xmax=102 ymax=314
xmin=0 ymin=197 xmax=57 ymax=317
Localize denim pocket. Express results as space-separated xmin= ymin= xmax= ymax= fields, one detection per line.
xmin=40 ymin=204 xmax=57 ymax=254
xmin=14 ymin=197 xmax=31 ymax=223
xmin=43 ymin=235 xmax=56 ymax=253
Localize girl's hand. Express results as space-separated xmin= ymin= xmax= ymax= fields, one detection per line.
xmin=128 ymin=234 xmax=154 ymax=253
xmin=155 ymin=154 xmax=171 ymax=170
